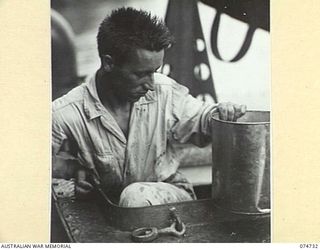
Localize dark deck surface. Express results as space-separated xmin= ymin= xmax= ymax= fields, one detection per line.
xmin=51 ymin=191 xmax=270 ymax=243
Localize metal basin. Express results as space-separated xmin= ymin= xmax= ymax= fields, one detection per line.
xmin=211 ymin=111 xmax=270 ymax=214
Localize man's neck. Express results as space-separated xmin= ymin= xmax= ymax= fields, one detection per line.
xmin=96 ymin=68 xmax=130 ymax=112
xmin=95 ymin=69 xmax=132 ymax=138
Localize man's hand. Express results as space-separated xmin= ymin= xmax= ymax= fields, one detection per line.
xmin=217 ymin=102 xmax=247 ymax=121
xmin=75 ymin=169 xmax=94 ymax=199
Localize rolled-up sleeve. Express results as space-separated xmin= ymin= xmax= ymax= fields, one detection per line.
xmin=170 ymin=81 xmax=217 ymax=147
xmin=52 ymin=111 xmax=79 ymax=178
xmin=52 ymin=114 xmax=67 ymax=156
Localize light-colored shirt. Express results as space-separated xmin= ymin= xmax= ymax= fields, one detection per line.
xmin=52 ymin=73 xmax=217 ymax=199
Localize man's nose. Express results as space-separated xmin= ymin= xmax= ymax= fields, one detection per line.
xmin=143 ymin=74 xmax=155 ymax=91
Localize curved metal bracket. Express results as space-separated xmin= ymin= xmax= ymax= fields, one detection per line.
xmin=211 ymin=11 xmax=256 ymax=63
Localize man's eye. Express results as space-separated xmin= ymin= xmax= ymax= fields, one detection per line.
xmin=135 ymin=72 xmax=147 ymax=78
xmin=136 ymin=72 xmax=152 ymax=78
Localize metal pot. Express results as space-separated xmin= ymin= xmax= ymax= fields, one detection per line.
xmin=211 ymin=111 xmax=270 ymax=214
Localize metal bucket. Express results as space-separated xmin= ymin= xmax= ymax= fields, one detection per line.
xmin=211 ymin=111 xmax=270 ymax=214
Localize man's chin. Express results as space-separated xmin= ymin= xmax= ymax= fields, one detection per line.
xmin=128 ymin=95 xmax=143 ymax=103
xmin=117 ymin=94 xmax=141 ymax=103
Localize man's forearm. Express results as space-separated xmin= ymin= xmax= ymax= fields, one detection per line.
xmin=52 ymin=156 xmax=78 ymax=179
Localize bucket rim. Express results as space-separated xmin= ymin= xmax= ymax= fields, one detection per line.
xmin=211 ymin=110 xmax=270 ymax=125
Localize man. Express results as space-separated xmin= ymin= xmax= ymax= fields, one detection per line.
xmin=52 ymin=7 xmax=246 ymax=207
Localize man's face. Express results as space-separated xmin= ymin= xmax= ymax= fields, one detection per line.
xmin=110 ymin=48 xmax=164 ymax=103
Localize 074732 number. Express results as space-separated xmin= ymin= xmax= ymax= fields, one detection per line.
xmin=300 ymin=244 xmax=319 ymax=248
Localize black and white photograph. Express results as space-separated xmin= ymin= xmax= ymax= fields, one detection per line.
xmin=50 ymin=0 xmax=270 ymax=243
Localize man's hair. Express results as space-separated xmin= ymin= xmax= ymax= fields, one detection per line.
xmin=97 ymin=7 xmax=174 ymax=65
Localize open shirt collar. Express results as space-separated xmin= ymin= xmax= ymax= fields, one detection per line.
xmin=84 ymin=73 xmax=157 ymax=120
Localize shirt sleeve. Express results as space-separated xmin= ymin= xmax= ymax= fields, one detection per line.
xmin=52 ymin=115 xmax=67 ymax=156
xmin=52 ymin=112 xmax=79 ymax=178
xmin=169 ymin=81 xmax=218 ymax=147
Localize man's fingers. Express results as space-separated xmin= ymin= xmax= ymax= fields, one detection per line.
xmin=233 ymin=104 xmax=241 ymax=121
xmin=76 ymin=186 xmax=92 ymax=195
xmin=77 ymin=180 xmax=94 ymax=190
xmin=218 ymin=103 xmax=228 ymax=120
xmin=227 ymin=103 xmax=235 ymax=121
xmin=233 ymin=104 xmax=246 ymax=121
xmin=240 ymin=104 xmax=247 ymax=116
xmin=218 ymin=102 xmax=236 ymax=121
xmin=218 ymin=102 xmax=247 ymax=121
xmin=75 ymin=167 xmax=94 ymax=199
xmin=75 ymin=180 xmax=94 ymax=199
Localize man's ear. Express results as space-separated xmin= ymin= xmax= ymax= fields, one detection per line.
xmin=101 ymin=55 xmax=114 ymax=72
